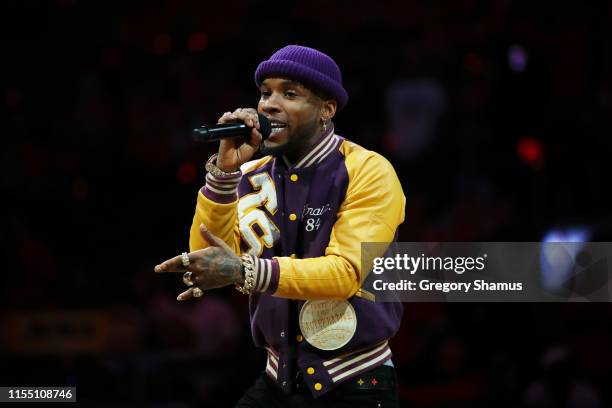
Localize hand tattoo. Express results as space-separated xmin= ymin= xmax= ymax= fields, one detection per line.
xmin=193 ymin=247 xmax=243 ymax=290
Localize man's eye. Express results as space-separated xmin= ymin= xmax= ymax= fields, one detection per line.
xmin=285 ymin=91 xmax=297 ymax=97
xmin=260 ymin=91 xmax=271 ymax=97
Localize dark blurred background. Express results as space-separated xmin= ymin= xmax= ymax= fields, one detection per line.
xmin=1 ymin=0 xmax=612 ymax=406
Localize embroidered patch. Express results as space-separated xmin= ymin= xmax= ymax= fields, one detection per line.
xmin=299 ymin=300 xmax=357 ymax=351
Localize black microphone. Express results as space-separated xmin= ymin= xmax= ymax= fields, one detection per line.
xmin=192 ymin=113 xmax=271 ymax=142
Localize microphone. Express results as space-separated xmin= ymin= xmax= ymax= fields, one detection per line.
xmin=192 ymin=113 xmax=272 ymax=142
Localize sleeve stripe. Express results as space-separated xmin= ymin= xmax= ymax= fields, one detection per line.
xmin=206 ymin=174 xmax=240 ymax=188
xmin=205 ymin=173 xmax=241 ymax=184
xmin=206 ymin=179 xmax=238 ymax=191
xmin=201 ymin=186 xmax=237 ymax=203
xmin=204 ymin=171 xmax=241 ymax=196
xmin=253 ymin=255 xmax=262 ymax=290
xmin=205 ymin=184 xmax=237 ymax=195
xmin=260 ymin=259 xmax=271 ymax=292
xmin=265 ymin=259 xmax=280 ymax=294
xmin=249 ymin=258 xmax=279 ymax=294
xmin=205 ymin=172 xmax=242 ymax=183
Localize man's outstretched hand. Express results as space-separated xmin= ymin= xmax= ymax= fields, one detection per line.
xmin=154 ymin=224 xmax=243 ymax=301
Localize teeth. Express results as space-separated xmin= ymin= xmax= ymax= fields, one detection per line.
xmin=270 ymin=127 xmax=284 ymax=134
xmin=270 ymin=122 xmax=287 ymax=128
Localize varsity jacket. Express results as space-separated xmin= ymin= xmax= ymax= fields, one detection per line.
xmin=189 ymin=126 xmax=406 ymax=397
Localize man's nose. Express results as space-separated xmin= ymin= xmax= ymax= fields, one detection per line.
xmin=260 ymin=94 xmax=281 ymax=113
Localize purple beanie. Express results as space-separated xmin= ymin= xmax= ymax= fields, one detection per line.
xmin=255 ymin=45 xmax=349 ymax=110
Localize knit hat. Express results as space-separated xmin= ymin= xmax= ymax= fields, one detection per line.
xmin=254 ymin=45 xmax=349 ymax=110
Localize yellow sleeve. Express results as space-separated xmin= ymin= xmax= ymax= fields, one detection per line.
xmin=189 ymin=190 xmax=242 ymax=254
xmin=273 ymin=143 xmax=406 ymax=300
xmin=189 ymin=157 xmax=274 ymax=253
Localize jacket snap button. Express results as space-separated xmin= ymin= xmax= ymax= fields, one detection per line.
xmin=307 ymin=367 xmax=315 ymax=375
xmin=314 ymin=383 xmax=322 ymax=391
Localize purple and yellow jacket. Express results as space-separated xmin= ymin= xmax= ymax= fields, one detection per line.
xmin=189 ymin=127 xmax=406 ymax=397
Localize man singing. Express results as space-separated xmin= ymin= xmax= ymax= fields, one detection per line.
xmin=155 ymin=45 xmax=406 ymax=407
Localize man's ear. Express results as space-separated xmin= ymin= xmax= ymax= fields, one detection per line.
xmin=321 ymin=99 xmax=337 ymax=122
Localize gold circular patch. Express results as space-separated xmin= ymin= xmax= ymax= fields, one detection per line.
xmin=299 ymin=300 xmax=357 ymax=351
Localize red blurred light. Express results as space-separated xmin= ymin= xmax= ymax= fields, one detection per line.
xmin=517 ymin=137 xmax=544 ymax=168
xmin=151 ymin=34 xmax=172 ymax=55
xmin=188 ymin=32 xmax=208 ymax=53
xmin=177 ymin=162 xmax=197 ymax=185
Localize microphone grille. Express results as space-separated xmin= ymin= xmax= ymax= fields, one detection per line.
xmin=257 ymin=113 xmax=272 ymax=139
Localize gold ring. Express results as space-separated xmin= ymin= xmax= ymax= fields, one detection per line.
xmin=181 ymin=252 xmax=190 ymax=267
xmin=182 ymin=271 xmax=194 ymax=287
xmin=192 ymin=287 xmax=203 ymax=298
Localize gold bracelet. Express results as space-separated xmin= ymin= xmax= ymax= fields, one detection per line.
xmin=205 ymin=154 xmax=241 ymax=177
xmin=235 ymin=253 xmax=256 ymax=294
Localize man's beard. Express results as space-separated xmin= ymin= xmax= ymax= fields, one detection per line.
xmin=259 ymin=140 xmax=290 ymax=157
xmin=259 ymin=120 xmax=321 ymax=160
